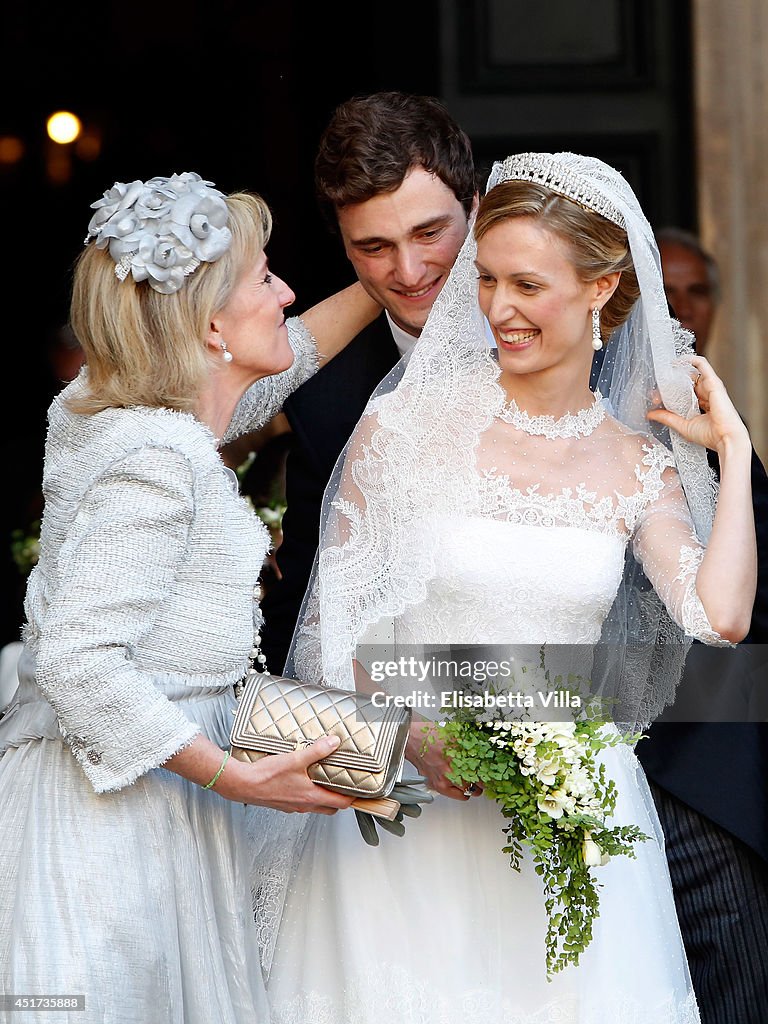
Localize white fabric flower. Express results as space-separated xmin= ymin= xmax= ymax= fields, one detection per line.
xmin=87 ymin=180 xmax=145 ymax=236
xmin=84 ymin=172 xmax=232 ymax=294
xmin=134 ymin=184 xmax=175 ymax=221
xmin=169 ymin=190 xmax=230 ymax=262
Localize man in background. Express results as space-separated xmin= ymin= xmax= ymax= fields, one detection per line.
xmin=656 ymin=226 xmax=719 ymax=350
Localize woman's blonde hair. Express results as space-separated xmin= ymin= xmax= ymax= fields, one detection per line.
xmin=68 ymin=192 xmax=272 ymax=415
xmin=475 ymin=180 xmax=640 ymax=340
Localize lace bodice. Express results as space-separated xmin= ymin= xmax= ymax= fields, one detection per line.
xmin=396 ymin=416 xmax=721 ymax=647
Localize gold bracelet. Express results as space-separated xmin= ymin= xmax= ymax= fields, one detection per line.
xmin=202 ymin=750 xmax=231 ymax=790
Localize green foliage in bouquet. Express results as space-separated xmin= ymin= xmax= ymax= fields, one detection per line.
xmin=429 ymin=655 xmax=648 ymax=978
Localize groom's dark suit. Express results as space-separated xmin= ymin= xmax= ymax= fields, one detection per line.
xmin=636 ymin=446 xmax=768 ymax=1024
xmin=260 ymin=313 xmax=399 ymax=673
xmin=589 ymin=340 xmax=768 ymax=1022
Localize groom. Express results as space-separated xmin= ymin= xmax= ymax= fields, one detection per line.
xmin=260 ymin=91 xmax=478 ymax=677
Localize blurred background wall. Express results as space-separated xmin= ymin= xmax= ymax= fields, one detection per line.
xmin=693 ymin=0 xmax=768 ymax=461
xmin=0 ymin=0 xmax=764 ymax=644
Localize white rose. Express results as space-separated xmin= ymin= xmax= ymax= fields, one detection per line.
xmin=85 ymin=172 xmax=233 ymax=294
xmin=564 ymin=766 xmax=592 ymax=797
xmin=134 ymin=186 xmax=175 ymax=221
xmin=582 ymin=831 xmax=610 ymax=866
xmin=543 ymin=721 xmax=580 ymax=745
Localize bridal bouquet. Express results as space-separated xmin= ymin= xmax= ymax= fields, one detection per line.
xmin=432 ymin=655 xmax=648 ymax=977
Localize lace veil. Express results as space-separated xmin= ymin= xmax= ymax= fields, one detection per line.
xmin=285 ymin=152 xmax=716 ymax=731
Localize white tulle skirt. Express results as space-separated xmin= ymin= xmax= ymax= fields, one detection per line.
xmin=0 ymin=686 xmax=269 ymax=1024
xmin=266 ymin=745 xmax=700 ymax=1024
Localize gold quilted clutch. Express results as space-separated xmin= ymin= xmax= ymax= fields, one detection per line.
xmin=230 ymin=673 xmax=412 ymax=800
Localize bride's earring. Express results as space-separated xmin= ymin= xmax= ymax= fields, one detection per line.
xmin=220 ymin=341 xmax=233 ymax=363
xmin=591 ymin=307 xmax=602 ymax=351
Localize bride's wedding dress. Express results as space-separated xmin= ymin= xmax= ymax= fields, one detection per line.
xmin=264 ymin=399 xmax=713 ymax=1024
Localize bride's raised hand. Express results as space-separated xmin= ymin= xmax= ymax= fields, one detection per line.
xmin=646 ymin=355 xmax=751 ymax=456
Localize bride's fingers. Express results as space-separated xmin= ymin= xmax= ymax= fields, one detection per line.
xmin=675 ymin=353 xmax=710 ymax=372
xmin=645 ymin=406 xmax=701 ymax=441
xmin=429 ymin=777 xmax=473 ymax=801
xmin=674 ymin=360 xmax=702 ymax=387
xmin=675 ymin=354 xmax=719 ymax=397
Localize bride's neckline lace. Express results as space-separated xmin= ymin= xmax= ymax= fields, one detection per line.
xmin=497 ymin=389 xmax=606 ymax=438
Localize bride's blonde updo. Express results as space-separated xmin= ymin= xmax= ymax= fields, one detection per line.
xmin=474 ymin=180 xmax=640 ymax=341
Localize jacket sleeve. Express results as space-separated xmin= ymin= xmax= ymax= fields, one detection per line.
xmin=34 ymin=447 xmax=202 ymax=792
xmin=223 ymin=317 xmax=319 ymax=442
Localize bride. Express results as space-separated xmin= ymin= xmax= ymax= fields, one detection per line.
xmin=257 ymin=153 xmax=756 ymax=1022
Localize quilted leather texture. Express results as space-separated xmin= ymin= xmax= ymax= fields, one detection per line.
xmin=230 ymin=674 xmax=411 ymax=798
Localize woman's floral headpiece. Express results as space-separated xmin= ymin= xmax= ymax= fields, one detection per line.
xmin=84 ymin=172 xmax=232 ymax=294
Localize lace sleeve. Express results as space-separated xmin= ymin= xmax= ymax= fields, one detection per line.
xmin=631 ymin=456 xmax=730 ymax=646
xmin=223 ymin=316 xmax=319 ymax=442
xmin=34 ymin=448 xmax=201 ymax=792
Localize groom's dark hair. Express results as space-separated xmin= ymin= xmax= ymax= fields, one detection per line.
xmin=314 ymin=90 xmax=477 ymax=232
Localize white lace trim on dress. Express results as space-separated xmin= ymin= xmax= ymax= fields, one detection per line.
xmin=498 ymin=389 xmax=606 ymax=438
xmin=270 ymin=962 xmax=701 ymax=1024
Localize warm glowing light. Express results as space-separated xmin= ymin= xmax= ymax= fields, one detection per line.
xmin=0 ymin=137 xmax=24 ymax=163
xmin=47 ymin=111 xmax=82 ymax=144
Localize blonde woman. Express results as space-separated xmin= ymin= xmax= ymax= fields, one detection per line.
xmin=0 ymin=172 xmax=377 ymax=1023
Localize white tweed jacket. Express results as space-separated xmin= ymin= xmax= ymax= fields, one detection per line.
xmin=9 ymin=317 xmax=318 ymax=792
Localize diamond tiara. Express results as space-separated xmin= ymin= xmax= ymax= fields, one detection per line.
xmin=489 ymin=153 xmax=626 ymax=230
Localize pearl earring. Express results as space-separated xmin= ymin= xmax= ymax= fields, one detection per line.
xmin=220 ymin=341 xmax=233 ymax=363
xmin=591 ymin=307 xmax=602 ymax=351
